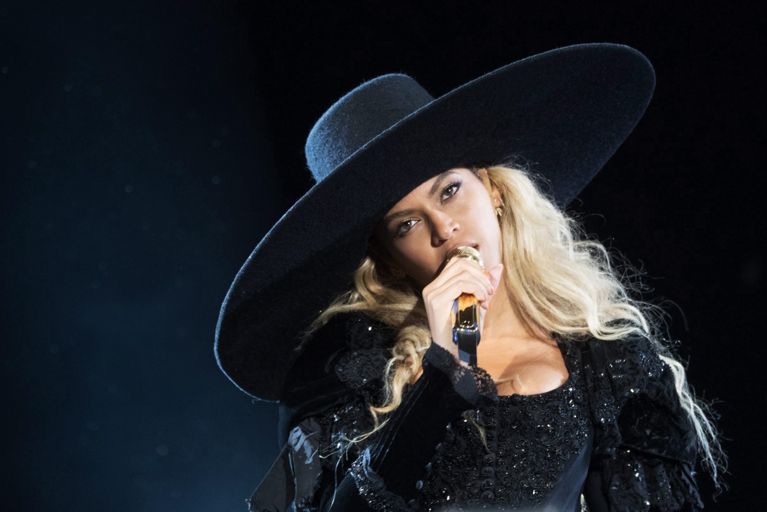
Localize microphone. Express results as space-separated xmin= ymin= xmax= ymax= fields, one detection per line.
xmin=445 ymin=245 xmax=484 ymax=366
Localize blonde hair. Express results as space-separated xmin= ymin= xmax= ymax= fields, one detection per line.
xmin=299 ymin=161 xmax=727 ymax=493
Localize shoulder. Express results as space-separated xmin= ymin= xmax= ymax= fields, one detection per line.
xmin=303 ymin=310 xmax=398 ymax=354
xmin=576 ymin=333 xmax=678 ymax=419
xmin=582 ymin=332 xmax=666 ymax=369
xmin=330 ymin=311 xmax=398 ymax=396
xmin=579 ymin=333 xmax=669 ymax=403
xmin=279 ymin=311 xmax=396 ymax=440
xmin=284 ymin=311 xmax=395 ymax=391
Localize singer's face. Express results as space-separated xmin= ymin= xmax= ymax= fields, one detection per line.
xmin=374 ymin=167 xmax=502 ymax=289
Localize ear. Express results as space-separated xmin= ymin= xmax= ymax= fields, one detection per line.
xmin=477 ymin=168 xmax=502 ymax=207
xmin=491 ymin=187 xmax=502 ymax=208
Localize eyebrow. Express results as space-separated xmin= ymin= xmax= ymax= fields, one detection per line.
xmin=383 ymin=170 xmax=457 ymax=227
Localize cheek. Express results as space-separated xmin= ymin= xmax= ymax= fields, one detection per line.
xmin=392 ymin=244 xmax=423 ymax=269
xmin=390 ymin=241 xmax=438 ymax=274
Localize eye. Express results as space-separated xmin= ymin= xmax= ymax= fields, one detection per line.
xmin=395 ymin=181 xmax=462 ymax=237
xmin=395 ymin=218 xmax=417 ymax=237
xmin=441 ymin=181 xmax=461 ymax=201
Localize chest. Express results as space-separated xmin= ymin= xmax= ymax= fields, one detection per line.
xmin=417 ymin=349 xmax=592 ymax=509
xmin=477 ymin=337 xmax=570 ymax=397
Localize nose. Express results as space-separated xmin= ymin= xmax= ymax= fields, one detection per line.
xmin=431 ymin=211 xmax=459 ymax=244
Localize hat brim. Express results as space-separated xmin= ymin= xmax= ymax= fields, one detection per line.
xmin=214 ymin=42 xmax=656 ymax=401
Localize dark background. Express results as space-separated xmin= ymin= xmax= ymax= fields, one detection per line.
xmin=3 ymin=1 xmax=764 ymax=510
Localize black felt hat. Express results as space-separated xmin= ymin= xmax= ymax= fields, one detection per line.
xmin=214 ymin=42 xmax=656 ymax=402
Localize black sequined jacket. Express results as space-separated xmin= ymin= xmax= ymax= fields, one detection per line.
xmin=247 ymin=311 xmax=704 ymax=512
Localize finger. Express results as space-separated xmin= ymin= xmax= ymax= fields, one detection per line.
xmin=445 ymin=277 xmax=492 ymax=303
xmin=429 ymin=275 xmax=489 ymax=308
xmin=443 ymin=259 xmax=494 ymax=292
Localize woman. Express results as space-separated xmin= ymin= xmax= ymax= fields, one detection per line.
xmin=214 ymin=43 xmax=727 ymax=511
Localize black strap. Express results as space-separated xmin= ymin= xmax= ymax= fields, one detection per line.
xmin=452 ymin=297 xmax=481 ymax=366
xmin=453 ymin=327 xmax=481 ymax=366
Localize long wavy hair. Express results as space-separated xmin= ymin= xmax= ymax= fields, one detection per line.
xmin=299 ymin=160 xmax=727 ymax=492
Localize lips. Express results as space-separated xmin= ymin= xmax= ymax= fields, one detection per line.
xmin=445 ymin=242 xmax=481 ymax=263
xmin=449 ymin=242 xmax=479 ymax=252
xmin=440 ymin=243 xmax=483 ymax=275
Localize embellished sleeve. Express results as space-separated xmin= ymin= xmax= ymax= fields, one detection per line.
xmin=336 ymin=340 xmax=498 ymax=511
xmin=347 ymin=340 xmax=499 ymax=509
xmin=247 ymin=312 xmax=497 ymax=512
xmin=581 ymin=334 xmax=704 ymax=512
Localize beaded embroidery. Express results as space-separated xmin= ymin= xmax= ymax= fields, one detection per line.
xmin=290 ymin=312 xmax=703 ymax=511
xmin=416 ymin=337 xmax=592 ymax=510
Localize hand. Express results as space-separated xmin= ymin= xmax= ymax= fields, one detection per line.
xmin=422 ymin=257 xmax=504 ymax=363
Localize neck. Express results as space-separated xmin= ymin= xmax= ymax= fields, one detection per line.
xmin=481 ymin=276 xmax=547 ymax=342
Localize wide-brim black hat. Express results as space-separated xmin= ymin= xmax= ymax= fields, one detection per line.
xmin=214 ymin=42 xmax=656 ymax=402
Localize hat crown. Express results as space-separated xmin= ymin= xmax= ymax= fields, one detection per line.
xmin=304 ymin=73 xmax=434 ymax=183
